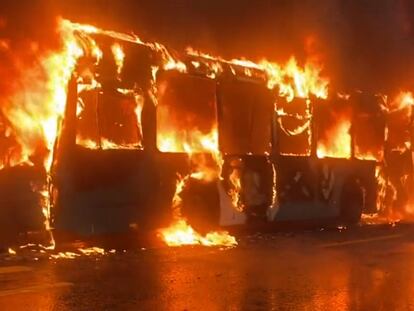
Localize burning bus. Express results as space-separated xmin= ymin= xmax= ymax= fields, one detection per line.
xmin=0 ymin=19 xmax=412 ymax=246
xmin=51 ymin=21 xmax=381 ymax=238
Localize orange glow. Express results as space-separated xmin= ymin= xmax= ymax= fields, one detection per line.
xmin=111 ymin=42 xmax=125 ymax=77
xmin=76 ymin=138 xmax=142 ymax=150
xmin=1 ymin=19 xmax=83 ymax=170
xmin=78 ymin=247 xmax=106 ymax=256
xmin=50 ymin=247 xmax=106 ymax=259
xmin=186 ymin=47 xmax=329 ymax=102
xmin=317 ymin=120 xmax=351 ymax=159
xmin=7 ymin=16 xmax=414 ymax=244
xmin=158 ymin=142 xmax=235 ymax=247
xmin=157 ymin=128 xmax=219 ymax=154
xmin=160 ymin=219 xmax=237 ymax=247
xmin=76 ymin=138 xmax=99 ymax=149
xmin=386 ymin=91 xmax=413 ymax=154
xmin=157 ymin=127 xmax=222 ymax=183
xmin=101 ymin=138 xmax=141 ymax=150
xmin=228 ymin=169 xmax=244 ymax=212
xmin=356 ymin=152 xmax=379 ymax=161
xmin=389 ymin=91 xmax=414 ymax=111
xmin=260 ymin=57 xmax=329 ymax=102
xmin=0 ymin=18 xmax=87 ymax=248
xmin=55 ymin=20 xmax=237 ymax=246
xmin=159 ymin=144 xmax=236 ymax=246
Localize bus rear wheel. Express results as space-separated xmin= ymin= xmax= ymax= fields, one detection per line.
xmin=340 ymin=178 xmax=364 ymax=225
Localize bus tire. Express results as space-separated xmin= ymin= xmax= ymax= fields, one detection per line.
xmin=340 ymin=178 xmax=363 ymax=225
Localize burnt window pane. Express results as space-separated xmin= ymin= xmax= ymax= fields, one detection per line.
xmin=156 ymin=71 xmax=217 ymax=153
xmin=76 ymin=89 xmax=143 ymax=149
xmin=315 ymin=98 xmax=351 ymax=159
xmin=218 ymin=80 xmax=272 ymax=155
xmin=98 ymin=89 xmax=143 ymax=149
xmin=387 ymin=108 xmax=411 ymax=153
xmin=276 ymin=98 xmax=311 ymax=156
xmin=354 ymin=115 xmax=385 ymax=161
xmin=76 ymin=90 xmax=100 ymax=148
xmin=352 ymin=94 xmax=385 ymax=161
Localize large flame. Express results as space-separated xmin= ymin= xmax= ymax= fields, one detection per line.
xmin=1 ymin=18 xmax=83 ymax=170
xmin=317 ymin=119 xmax=352 ymax=159
xmin=9 ymin=15 xmax=411 ymax=245
xmin=260 ymin=57 xmax=329 ymax=101
xmin=160 ymin=219 xmax=237 ymax=247
xmin=157 ymin=129 xmax=219 ymax=154
xmin=0 ymin=18 xmax=88 ymax=248
xmin=159 ymin=174 xmax=237 ymax=247
xmin=186 ymin=47 xmax=329 ymax=102
xmin=0 ymin=18 xmax=331 ymax=170
xmin=157 ymin=126 xmax=237 ymax=247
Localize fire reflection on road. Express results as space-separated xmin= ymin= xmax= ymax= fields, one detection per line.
xmin=1 ymin=230 xmax=414 ymax=310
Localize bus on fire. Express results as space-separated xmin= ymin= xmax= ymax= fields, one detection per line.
xmin=0 ymin=21 xmax=412 ymax=244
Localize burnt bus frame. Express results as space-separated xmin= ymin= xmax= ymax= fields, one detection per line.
xmin=53 ymin=70 xmax=379 ymax=237
xmin=272 ymin=96 xmax=378 ymax=225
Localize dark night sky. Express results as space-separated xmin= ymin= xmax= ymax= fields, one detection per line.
xmin=1 ymin=0 xmax=414 ymax=94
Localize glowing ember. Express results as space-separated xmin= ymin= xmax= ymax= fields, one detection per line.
xmin=78 ymin=247 xmax=106 ymax=256
xmin=50 ymin=251 xmax=80 ymax=260
xmin=49 ymin=247 xmax=106 ymax=259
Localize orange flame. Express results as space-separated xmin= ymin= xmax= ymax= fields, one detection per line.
xmin=386 ymin=91 xmax=414 ymax=154
xmin=111 ymin=42 xmax=125 ymax=77
xmin=186 ymin=47 xmax=329 ymax=102
xmin=389 ymin=91 xmax=414 ymax=111
xmin=0 ymin=17 xmax=338 ymax=247
xmin=159 ymin=148 xmax=235 ymax=247
xmin=0 ymin=18 xmax=87 ymax=248
xmin=228 ymin=169 xmax=244 ymax=212
xmin=317 ymin=119 xmax=351 ymax=159
xmin=1 ymin=19 xmax=83 ymax=170
xmin=260 ymin=57 xmax=329 ymax=101
xmin=157 ymin=128 xmax=219 ymax=154
xmin=159 ymin=172 xmax=236 ymax=247
xmin=160 ymin=219 xmax=237 ymax=247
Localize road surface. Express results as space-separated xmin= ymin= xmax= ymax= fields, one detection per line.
xmin=0 ymin=224 xmax=413 ymax=310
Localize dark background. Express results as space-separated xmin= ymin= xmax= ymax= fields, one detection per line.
xmin=1 ymin=0 xmax=414 ymax=94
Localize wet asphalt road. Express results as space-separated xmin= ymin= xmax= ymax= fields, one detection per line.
xmin=1 ymin=225 xmax=414 ymax=310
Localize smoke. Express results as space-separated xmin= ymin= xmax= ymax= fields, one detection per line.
xmin=316 ymin=0 xmax=414 ymax=93
xmin=0 ymin=1 xmax=60 ymax=95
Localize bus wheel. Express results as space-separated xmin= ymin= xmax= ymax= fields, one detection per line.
xmin=181 ymin=178 xmax=221 ymax=234
xmin=340 ymin=178 xmax=364 ymax=225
